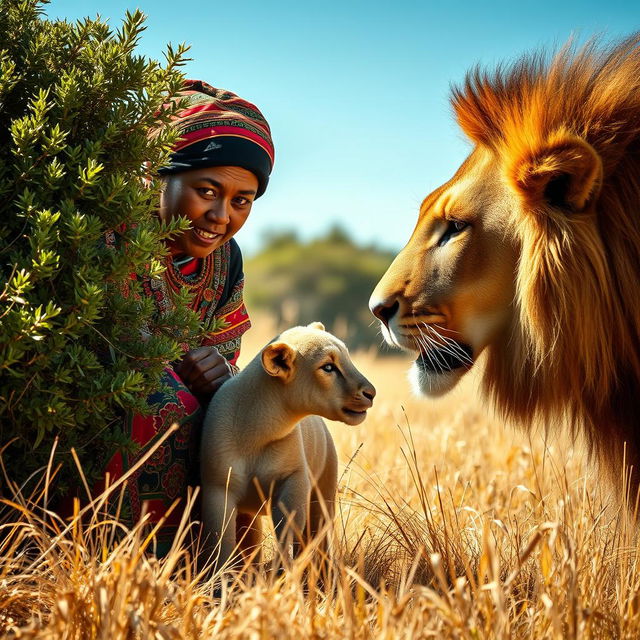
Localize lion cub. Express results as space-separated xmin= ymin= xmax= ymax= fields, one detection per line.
xmin=199 ymin=322 xmax=375 ymax=572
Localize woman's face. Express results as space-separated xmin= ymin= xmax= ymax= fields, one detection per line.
xmin=159 ymin=165 xmax=259 ymax=258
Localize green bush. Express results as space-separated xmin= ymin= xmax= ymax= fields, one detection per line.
xmin=0 ymin=0 xmax=200 ymax=498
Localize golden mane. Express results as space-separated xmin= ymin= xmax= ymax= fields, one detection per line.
xmin=451 ymin=35 xmax=640 ymax=483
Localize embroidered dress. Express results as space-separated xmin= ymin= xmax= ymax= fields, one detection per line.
xmin=102 ymin=237 xmax=250 ymax=556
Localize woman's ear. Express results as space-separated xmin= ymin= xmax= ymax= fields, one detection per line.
xmin=507 ymin=130 xmax=602 ymax=212
xmin=261 ymin=342 xmax=297 ymax=382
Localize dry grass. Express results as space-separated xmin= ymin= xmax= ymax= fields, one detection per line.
xmin=2 ymin=315 xmax=640 ymax=638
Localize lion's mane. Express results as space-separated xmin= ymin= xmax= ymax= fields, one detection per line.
xmin=451 ymin=35 xmax=640 ymax=485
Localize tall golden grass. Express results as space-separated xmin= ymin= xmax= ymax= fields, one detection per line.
xmin=1 ymin=315 xmax=639 ymax=638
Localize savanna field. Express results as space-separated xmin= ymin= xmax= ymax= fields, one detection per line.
xmin=1 ymin=315 xmax=638 ymax=639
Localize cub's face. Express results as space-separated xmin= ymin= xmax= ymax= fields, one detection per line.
xmin=369 ymin=149 xmax=519 ymax=396
xmin=261 ymin=324 xmax=376 ymax=425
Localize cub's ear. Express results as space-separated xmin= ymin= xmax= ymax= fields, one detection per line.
xmin=262 ymin=342 xmax=296 ymax=381
xmin=508 ymin=130 xmax=602 ymax=212
xmin=307 ymin=321 xmax=325 ymax=331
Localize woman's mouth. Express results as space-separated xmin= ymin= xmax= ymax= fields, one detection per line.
xmin=193 ymin=227 xmax=224 ymax=244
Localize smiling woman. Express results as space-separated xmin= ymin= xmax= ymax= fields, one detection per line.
xmin=62 ymin=80 xmax=276 ymax=556
xmin=158 ymin=166 xmax=258 ymax=259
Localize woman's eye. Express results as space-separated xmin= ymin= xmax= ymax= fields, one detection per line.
xmin=438 ymin=219 xmax=469 ymax=247
xmin=321 ymin=363 xmax=337 ymax=373
xmin=234 ymin=197 xmax=250 ymax=206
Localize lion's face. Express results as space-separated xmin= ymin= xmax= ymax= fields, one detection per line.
xmin=367 ymin=35 xmax=640 ymax=492
xmin=370 ymin=148 xmax=519 ymax=396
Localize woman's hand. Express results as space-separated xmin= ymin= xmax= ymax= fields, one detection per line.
xmin=174 ymin=346 xmax=233 ymax=399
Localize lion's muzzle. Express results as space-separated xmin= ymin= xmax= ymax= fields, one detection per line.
xmin=370 ymin=296 xmax=399 ymax=329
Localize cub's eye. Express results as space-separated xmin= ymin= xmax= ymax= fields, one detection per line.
xmin=438 ymin=219 xmax=469 ymax=247
xmin=321 ymin=363 xmax=337 ymax=373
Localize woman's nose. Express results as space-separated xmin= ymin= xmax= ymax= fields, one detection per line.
xmin=206 ymin=200 xmax=231 ymax=224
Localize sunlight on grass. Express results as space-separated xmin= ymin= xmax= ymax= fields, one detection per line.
xmin=1 ymin=316 xmax=639 ymax=638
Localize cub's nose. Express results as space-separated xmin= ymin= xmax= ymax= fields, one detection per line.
xmin=369 ymin=297 xmax=399 ymax=327
xmin=359 ymin=382 xmax=376 ymax=408
xmin=363 ymin=385 xmax=376 ymax=401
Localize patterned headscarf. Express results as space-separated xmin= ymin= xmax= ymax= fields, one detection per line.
xmin=159 ymin=80 xmax=275 ymax=197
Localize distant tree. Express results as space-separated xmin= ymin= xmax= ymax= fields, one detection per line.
xmin=259 ymin=229 xmax=300 ymax=250
xmin=244 ymin=225 xmax=396 ymax=350
xmin=0 ymin=1 xmax=199 ymax=498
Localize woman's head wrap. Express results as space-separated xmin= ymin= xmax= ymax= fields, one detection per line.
xmin=159 ymin=80 xmax=274 ymax=197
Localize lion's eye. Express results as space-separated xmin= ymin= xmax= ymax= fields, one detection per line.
xmin=321 ymin=363 xmax=337 ymax=373
xmin=438 ymin=219 xmax=469 ymax=247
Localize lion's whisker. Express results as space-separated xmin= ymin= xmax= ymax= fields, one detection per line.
xmin=416 ymin=326 xmax=448 ymax=373
xmin=433 ymin=331 xmax=474 ymax=365
xmin=427 ymin=324 xmax=474 ymax=365
xmin=415 ymin=330 xmax=441 ymax=373
xmin=433 ymin=322 xmax=463 ymax=336
xmin=429 ymin=324 xmax=475 ymax=364
xmin=417 ymin=326 xmax=452 ymax=372
xmin=419 ymin=322 xmax=474 ymax=366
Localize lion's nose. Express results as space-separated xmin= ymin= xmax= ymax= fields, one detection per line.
xmin=370 ymin=298 xmax=399 ymax=327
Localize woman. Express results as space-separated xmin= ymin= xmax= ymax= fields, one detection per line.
xmin=102 ymin=80 xmax=275 ymax=555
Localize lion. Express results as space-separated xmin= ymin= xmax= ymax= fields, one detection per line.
xmin=369 ymin=34 xmax=640 ymax=496
xmin=199 ymin=322 xmax=376 ymax=574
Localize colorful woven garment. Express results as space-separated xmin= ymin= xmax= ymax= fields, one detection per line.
xmin=132 ymin=238 xmax=251 ymax=360
xmin=83 ymin=236 xmax=251 ymax=555
xmin=103 ymin=368 xmax=202 ymax=557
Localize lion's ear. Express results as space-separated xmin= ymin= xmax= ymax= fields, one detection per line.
xmin=262 ymin=342 xmax=297 ymax=381
xmin=307 ymin=321 xmax=325 ymax=332
xmin=508 ymin=131 xmax=602 ymax=212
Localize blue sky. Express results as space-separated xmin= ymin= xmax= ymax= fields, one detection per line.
xmin=48 ymin=0 xmax=639 ymax=255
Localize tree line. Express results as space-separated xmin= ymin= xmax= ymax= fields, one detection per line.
xmin=244 ymin=226 xmax=397 ymax=351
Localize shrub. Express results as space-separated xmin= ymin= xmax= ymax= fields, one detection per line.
xmin=0 ymin=0 xmax=200 ymax=498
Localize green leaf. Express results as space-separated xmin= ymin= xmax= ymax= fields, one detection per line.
xmin=0 ymin=0 xmax=191 ymax=501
